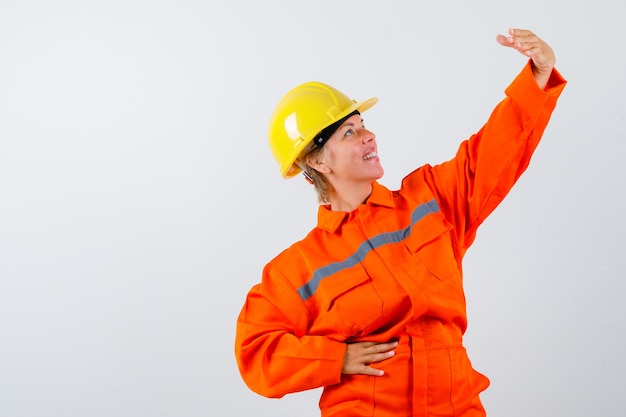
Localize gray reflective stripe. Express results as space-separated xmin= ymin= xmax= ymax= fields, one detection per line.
xmin=297 ymin=199 xmax=440 ymax=301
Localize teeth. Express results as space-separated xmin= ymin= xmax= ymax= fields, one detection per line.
xmin=362 ymin=151 xmax=378 ymax=160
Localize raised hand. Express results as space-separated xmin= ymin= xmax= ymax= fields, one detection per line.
xmin=496 ymin=28 xmax=556 ymax=89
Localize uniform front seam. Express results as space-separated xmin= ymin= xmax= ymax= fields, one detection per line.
xmin=447 ymin=348 xmax=457 ymax=416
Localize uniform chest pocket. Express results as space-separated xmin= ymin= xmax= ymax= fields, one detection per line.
xmin=403 ymin=213 xmax=459 ymax=281
xmin=317 ymin=267 xmax=384 ymax=338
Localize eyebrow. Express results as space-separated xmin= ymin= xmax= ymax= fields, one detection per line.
xmin=339 ymin=118 xmax=365 ymax=130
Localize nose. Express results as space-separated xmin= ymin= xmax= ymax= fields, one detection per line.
xmin=361 ymin=128 xmax=375 ymax=143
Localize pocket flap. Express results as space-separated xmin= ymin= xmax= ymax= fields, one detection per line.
xmin=404 ymin=211 xmax=452 ymax=253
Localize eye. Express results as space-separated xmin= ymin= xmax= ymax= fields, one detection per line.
xmin=344 ymin=128 xmax=355 ymax=136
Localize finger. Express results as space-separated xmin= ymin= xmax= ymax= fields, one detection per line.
xmin=365 ymin=349 xmax=395 ymax=364
xmin=496 ymin=33 xmax=530 ymax=50
xmin=361 ymin=365 xmax=385 ymax=377
xmin=351 ymin=341 xmax=378 ymax=350
xmin=500 ymin=28 xmax=541 ymax=46
xmin=495 ymin=34 xmax=511 ymax=47
xmin=514 ymin=42 xmax=539 ymax=57
xmin=368 ymin=340 xmax=399 ymax=354
xmin=509 ymin=28 xmax=535 ymax=38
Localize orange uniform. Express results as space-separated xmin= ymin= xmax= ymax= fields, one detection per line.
xmin=236 ymin=62 xmax=567 ymax=416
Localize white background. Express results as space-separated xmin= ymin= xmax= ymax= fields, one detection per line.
xmin=1 ymin=1 xmax=624 ymax=416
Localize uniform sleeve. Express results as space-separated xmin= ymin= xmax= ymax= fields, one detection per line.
xmin=234 ymin=262 xmax=346 ymax=398
xmin=423 ymin=61 xmax=566 ymax=250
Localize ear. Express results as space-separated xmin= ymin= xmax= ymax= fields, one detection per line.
xmin=306 ymin=153 xmax=331 ymax=174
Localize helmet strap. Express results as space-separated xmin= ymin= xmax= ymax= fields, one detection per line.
xmin=302 ymin=170 xmax=314 ymax=184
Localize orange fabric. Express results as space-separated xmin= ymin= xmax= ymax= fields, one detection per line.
xmin=235 ymin=62 xmax=567 ymax=416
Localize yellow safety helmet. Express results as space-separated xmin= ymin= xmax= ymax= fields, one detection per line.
xmin=268 ymin=81 xmax=378 ymax=178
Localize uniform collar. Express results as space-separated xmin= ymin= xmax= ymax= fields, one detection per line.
xmin=317 ymin=181 xmax=395 ymax=233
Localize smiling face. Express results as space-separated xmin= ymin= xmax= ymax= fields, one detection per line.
xmin=307 ymin=113 xmax=384 ymax=190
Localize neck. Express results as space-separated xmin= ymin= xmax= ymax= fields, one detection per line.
xmin=328 ymin=182 xmax=374 ymax=212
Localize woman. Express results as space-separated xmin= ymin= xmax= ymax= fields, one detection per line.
xmin=235 ymin=29 xmax=567 ymax=416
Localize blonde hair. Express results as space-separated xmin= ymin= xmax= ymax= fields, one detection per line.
xmin=300 ymin=146 xmax=332 ymax=205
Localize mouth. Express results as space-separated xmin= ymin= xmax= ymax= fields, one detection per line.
xmin=362 ymin=151 xmax=378 ymax=160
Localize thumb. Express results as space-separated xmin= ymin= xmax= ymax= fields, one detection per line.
xmin=495 ymin=34 xmax=510 ymax=47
